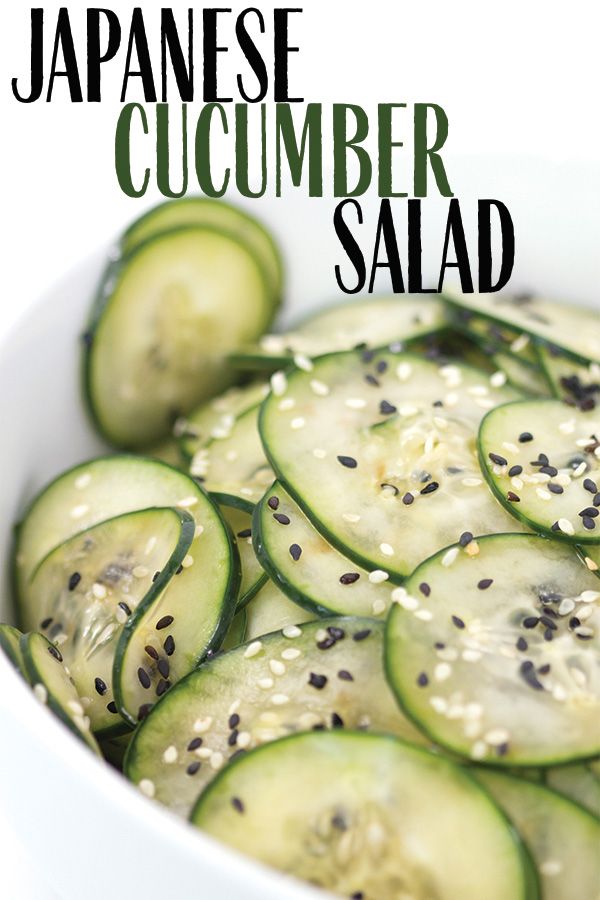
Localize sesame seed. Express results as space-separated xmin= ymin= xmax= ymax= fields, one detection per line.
xmin=70 ymin=504 xmax=89 ymax=520
xmin=138 ymin=779 xmax=155 ymax=798
xmin=68 ymin=572 xmax=81 ymax=591
xmin=270 ymin=371 xmax=287 ymax=396
xmin=379 ymin=543 xmax=394 ymax=556
xmin=294 ymin=353 xmax=313 ymax=371
xmin=338 ymin=670 xmax=353 ymax=681
xmin=258 ymin=677 xmax=274 ymax=689
xmin=488 ymin=452 xmax=508 ymax=466
xmin=345 ymin=397 xmax=367 ymax=409
xmin=379 ymin=400 xmax=397 ymax=415
xmin=368 ymin=569 xmax=389 ymax=584
xmin=477 ymin=578 xmax=494 ymax=590
xmin=419 ymin=582 xmax=431 ymax=597
xmin=281 ymin=647 xmax=301 ymax=661
xmin=137 ymin=668 xmax=151 ymax=689
xmin=518 ymin=432 xmax=534 ymax=443
xmin=308 ymin=673 xmax=328 ymax=689
xmin=273 ymin=513 xmax=291 ymax=525
xmin=282 ymin=625 xmax=302 ymax=638
xmin=557 ymin=518 xmax=575 ymax=535
xmin=539 ymin=860 xmax=563 ymax=877
xmin=289 ymin=543 xmax=302 ymax=561
xmin=417 ymin=672 xmax=429 ymax=687
xmin=420 ymin=481 xmax=439 ymax=495
xmin=156 ymin=615 xmax=174 ymax=630
xmin=47 ymin=644 xmax=63 ymax=662
xmin=107 ymin=701 xmax=118 ymax=714
xmin=340 ymin=572 xmax=360 ymax=585
xmin=451 ymin=615 xmax=465 ymax=629
xmin=434 ymin=663 xmax=452 ymax=681
xmin=267 ymin=496 xmax=280 ymax=510
xmin=391 ymin=587 xmax=419 ymax=610
xmin=291 ymin=417 xmax=305 ymax=430
xmin=310 ymin=379 xmax=330 ymax=396
xmin=353 ymin=629 xmax=372 ymax=641
xmin=231 ymin=797 xmax=245 ymax=813
xmin=507 ymin=491 xmax=521 ymax=502
xmin=415 ymin=609 xmax=433 ymax=621
xmin=442 ymin=548 xmax=459 ymax=567
xmin=94 ymin=677 xmax=107 ymax=696
xmin=372 ymin=599 xmax=386 ymax=615
xmin=269 ymin=659 xmax=286 ymax=676
xmin=402 ymin=492 xmax=414 ymax=505
xmin=271 ymin=694 xmax=289 ymax=706
xmin=337 ymin=455 xmax=358 ymax=469
xmin=163 ymin=745 xmax=178 ymax=764
xmin=186 ymin=761 xmax=201 ymax=776
xmin=459 ymin=531 xmax=473 ymax=547
xmin=313 ymin=448 xmax=327 ymax=459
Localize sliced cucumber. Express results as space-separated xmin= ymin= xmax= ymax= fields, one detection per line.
xmin=386 ymin=533 xmax=600 ymax=766
xmin=221 ymin=608 xmax=247 ymax=652
xmin=245 ymin=579 xmax=314 ymax=641
xmin=479 ymin=399 xmax=600 ymax=542
xmin=0 ymin=623 xmax=27 ymax=678
xmin=100 ymin=731 xmax=133 ymax=770
xmin=230 ymin=295 xmax=447 ymax=369
xmin=85 ymin=226 xmax=275 ymax=448
xmin=26 ymin=508 xmax=194 ymax=735
xmin=192 ymin=404 xmax=273 ymax=505
xmin=260 ymin=350 xmax=523 ymax=579
xmin=475 ymin=769 xmax=600 ymax=900
xmin=492 ymin=352 xmax=550 ymax=397
xmin=120 ymin=197 xmax=283 ymax=298
xmin=20 ymin=632 xmax=102 ymax=756
xmin=254 ymin=482 xmax=394 ymax=617
xmin=177 ymin=381 xmax=269 ymax=462
xmin=445 ymin=291 xmax=600 ymax=365
xmin=219 ymin=497 xmax=267 ymax=609
xmin=191 ymin=731 xmax=535 ymax=900
xmin=144 ymin=437 xmax=184 ymax=468
xmin=448 ymin=304 xmax=539 ymax=366
xmin=545 ymin=764 xmax=600 ymax=817
xmin=537 ymin=344 xmax=600 ymax=410
xmin=125 ymin=617 xmax=428 ymax=816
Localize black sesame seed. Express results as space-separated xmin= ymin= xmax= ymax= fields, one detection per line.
xmin=68 ymin=572 xmax=81 ymax=591
xmin=267 ymin=496 xmax=280 ymax=510
xmin=118 ymin=601 xmax=131 ymax=616
xmin=353 ymin=629 xmax=371 ymax=642
xmin=156 ymin=615 xmax=174 ymax=630
xmin=508 ymin=465 xmax=523 ymax=477
xmin=420 ymin=481 xmax=439 ymax=495
xmin=340 ymin=572 xmax=360 ymax=585
xmin=107 ymin=701 xmax=118 ymax=714
xmin=496 ymin=742 xmax=509 ymax=757
xmin=376 ymin=360 xmax=388 ymax=374
xmin=40 ymin=617 xmax=53 ymax=630
xmin=228 ymin=730 xmax=239 ymax=747
xmin=459 ymin=531 xmax=473 ymax=546
xmin=434 ymin=641 xmax=446 ymax=649
xmin=507 ymin=491 xmax=521 ymax=502
xmin=317 ymin=637 xmax=336 ymax=650
xmin=551 ymin=521 xmax=560 ymax=532
xmin=576 ymin=632 xmax=593 ymax=641
xmin=331 ymin=712 xmax=344 ymax=728
xmin=594 ymin=493 xmax=600 ymax=507
xmin=417 ymin=672 xmax=429 ymax=687
xmin=187 ymin=737 xmax=203 ymax=751
xmin=137 ymin=703 xmax=153 ymax=720
xmin=332 ymin=814 xmax=347 ymax=830
xmin=519 ymin=660 xmax=544 ymax=690
xmin=152 ymin=571 xmax=161 ymax=583
xmin=289 ymin=543 xmax=302 ymax=561
xmin=379 ymin=400 xmax=397 ymax=415
xmin=451 ymin=615 xmax=465 ymax=629
xmin=361 ymin=348 xmax=375 ymax=362
xmin=548 ymin=483 xmax=564 ymax=494
xmin=381 ymin=482 xmax=399 ymax=495
xmin=328 ymin=626 xmax=346 ymax=641
xmin=156 ymin=679 xmax=170 ymax=697
xmin=145 ymin=645 xmax=159 ymax=660
xmin=273 ymin=513 xmax=291 ymax=525
xmin=540 ymin=465 xmax=558 ymax=477
xmin=523 ymin=616 xmax=539 ymax=629
xmin=583 ymin=478 xmax=598 ymax=494
xmin=488 ymin=452 xmax=508 ymax=466
xmin=338 ymin=670 xmax=353 ymax=681
xmin=579 ymin=507 xmax=599 ymax=518
xmin=163 ymin=635 xmax=175 ymax=656
xmin=229 ymin=713 xmax=240 ymax=729
xmin=175 ymin=564 xmax=183 ymax=575
xmin=186 ymin=761 xmax=201 ymax=776
xmin=538 ymin=664 xmax=551 ymax=675
xmin=365 ymin=374 xmax=380 ymax=387
xmin=569 ymin=616 xmax=581 ymax=629
xmin=157 ymin=658 xmax=170 ymax=678
xmin=518 ymin=432 xmax=534 ymax=443
xmin=582 ymin=516 xmax=596 ymax=530
xmin=337 ymin=455 xmax=358 ymax=469
xmin=309 ymin=673 xmax=328 ymax=689
xmin=516 ymin=637 xmax=528 ymax=651
xmin=543 ymin=627 xmax=554 ymax=642
xmin=237 ymin=528 xmax=252 ymax=538
xmin=47 ymin=644 xmax=62 ymax=663
xmin=402 ymin=492 xmax=414 ymax=505
xmin=231 ymin=797 xmax=245 ymax=814
xmin=312 ymin=723 xmax=326 ymax=731
xmin=351 ymin=893 xmax=364 ymax=900
xmin=94 ymin=676 xmax=107 ymax=696
xmin=478 ymin=578 xmax=493 ymax=590
xmin=137 ymin=667 xmax=151 ymax=689
xmin=419 ymin=582 xmax=431 ymax=597
xmin=540 ymin=616 xmax=557 ymax=630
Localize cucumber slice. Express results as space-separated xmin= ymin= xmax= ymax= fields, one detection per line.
xmin=449 ymin=305 xmax=539 ymax=366
xmin=545 ymin=764 xmax=600 ymax=817
xmin=537 ymin=345 xmax=600 ymax=410
xmin=254 ymin=482 xmax=394 ymax=617
xmin=492 ymin=352 xmax=550 ymax=397
xmin=125 ymin=617 xmax=428 ymax=816
xmin=0 ymin=623 xmax=27 ymax=678
xmin=230 ymin=295 xmax=447 ymax=369
xmin=192 ymin=404 xmax=273 ymax=505
xmin=475 ymin=769 xmax=600 ymax=900
xmin=85 ymin=226 xmax=275 ymax=448
xmin=221 ymin=608 xmax=247 ymax=652
xmin=15 ymin=456 xmax=233 ymax=603
xmin=177 ymin=381 xmax=269 ymax=462
xmin=120 ymin=197 xmax=283 ymax=298
xmin=20 ymin=632 xmax=102 ymax=756
xmin=144 ymin=437 xmax=184 ymax=468
xmin=26 ymin=507 xmax=194 ymax=735
xmin=100 ymin=731 xmax=132 ymax=770
xmin=191 ymin=731 xmax=535 ymax=900
xmin=479 ymin=399 xmax=600 ymax=543
xmin=218 ymin=498 xmax=267 ymax=609
xmin=445 ymin=291 xmax=600 ymax=365
xmin=386 ymin=533 xmax=600 ymax=766
xmin=245 ymin=579 xmax=314 ymax=641
xmin=260 ymin=350 xmax=524 ymax=579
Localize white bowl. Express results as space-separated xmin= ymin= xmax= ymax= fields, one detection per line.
xmin=0 ymin=168 xmax=598 ymax=898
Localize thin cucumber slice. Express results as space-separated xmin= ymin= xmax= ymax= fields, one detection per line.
xmin=144 ymin=437 xmax=184 ymax=468
xmin=177 ymin=381 xmax=269 ymax=462
xmin=20 ymin=632 xmax=101 ymax=756
xmin=245 ymin=579 xmax=314 ymax=641
xmin=26 ymin=508 xmax=194 ymax=735
xmin=254 ymin=482 xmax=394 ymax=617
xmin=260 ymin=350 xmax=523 ymax=579
xmin=444 ymin=291 xmax=600 ymax=365
xmin=192 ymin=404 xmax=273 ymax=505
xmin=229 ymin=295 xmax=447 ymax=369
xmin=0 ymin=624 xmax=27 ymax=678
xmin=85 ymin=226 xmax=275 ymax=448
xmin=218 ymin=498 xmax=266 ymax=609
xmin=479 ymin=399 xmax=600 ymax=543
xmin=125 ymin=617 xmax=428 ymax=816
xmin=475 ymin=769 xmax=600 ymax=900
xmin=15 ymin=456 xmax=234 ymax=604
xmin=449 ymin=305 xmax=539 ymax=366
xmin=221 ymin=608 xmax=247 ymax=652
xmin=191 ymin=731 xmax=535 ymax=900
xmin=120 ymin=197 xmax=283 ymax=298
xmin=492 ymin=352 xmax=550 ymax=397
xmin=537 ymin=344 xmax=600 ymax=409
xmin=100 ymin=731 xmax=132 ymax=770
xmin=545 ymin=764 xmax=600 ymax=817
xmin=386 ymin=533 xmax=600 ymax=766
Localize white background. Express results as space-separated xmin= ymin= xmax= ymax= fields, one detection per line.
xmin=1 ymin=1 xmax=599 ymax=896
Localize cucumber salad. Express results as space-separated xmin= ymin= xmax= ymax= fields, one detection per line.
xmin=3 ymin=198 xmax=600 ymax=899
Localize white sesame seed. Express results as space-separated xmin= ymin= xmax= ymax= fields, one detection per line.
xmin=372 ymin=599 xmax=386 ymax=615
xmin=281 ymin=648 xmax=301 ymax=661
xmin=470 ymin=740 xmax=487 ymax=760
xmin=210 ymin=752 xmax=224 ymax=770
xmin=396 ymin=362 xmax=412 ymax=381
xmin=345 ymin=397 xmax=367 ymax=409
xmin=258 ymin=677 xmax=274 ymax=689
xmin=138 ymin=779 xmax=155 ymax=798
xmin=511 ymin=477 xmax=524 ymax=490
xmin=228 ymin=700 xmax=241 ymax=716
xmin=442 ymin=547 xmax=459 ymax=567
xmin=278 ymin=397 xmax=295 ymax=411
xmin=70 ymin=504 xmax=89 ymax=520
xmin=553 ymin=685 xmax=567 ymax=702
xmin=572 ymin=462 xmax=586 ymax=478
xmin=437 ymin=647 xmax=458 ymax=662
xmin=540 ymin=860 xmax=563 ymax=877
xmin=271 ymin=693 xmax=290 ymax=706
xmin=464 ymin=703 xmax=483 ymax=720
xmin=476 ymin=398 xmax=495 ymax=409
xmin=559 ymin=419 xmax=576 ymax=435
xmin=368 ymin=569 xmax=389 ymax=584
xmin=115 ymin=607 xmax=128 ymax=625
xmin=445 ymin=392 xmax=459 ymax=407
xmin=555 ymin=473 xmax=571 ymax=487
xmin=282 ymin=625 xmax=302 ymax=638
xmin=343 ymin=512 xmax=361 ymax=523
xmin=380 ymin=543 xmax=394 ymax=557
xmin=484 ymin=728 xmax=510 ymax=745
xmin=510 ymin=334 xmax=530 ymax=353
xmin=269 ymin=659 xmax=286 ymax=676
xmin=415 ymin=609 xmax=433 ymax=621
xmin=312 ymin=447 xmax=326 ymax=459
xmin=181 ymin=555 xmax=194 ymax=569
xmin=462 ymin=477 xmax=482 ymax=487
xmin=430 ymin=696 xmax=447 ymax=714
xmin=294 ymin=353 xmax=313 ymax=371
xmin=434 ymin=663 xmax=452 ymax=682
xmin=391 ymin=587 xmax=419 ymax=610
xmin=236 ymin=731 xmax=251 ymax=749
xmin=579 ymin=590 xmax=600 ymax=603
xmin=462 ymin=649 xmax=482 ymax=662
xmin=464 ymin=721 xmax=482 ymax=739
xmin=399 ymin=404 xmax=418 ymax=417
xmin=92 ymin=582 xmax=107 ymax=600
xmin=490 ymin=371 xmax=507 ymax=388
xmin=536 ymin=488 xmax=552 ymax=501
xmin=584 ymin=556 xmax=599 ymax=571
xmin=558 ymin=518 xmax=575 ymax=536
xmin=244 ymin=641 xmax=263 ymax=659
xmin=574 ymin=625 xmax=594 ymax=638
xmin=468 ymin=385 xmax=489 ymax=397
xmin=162 ymin=745 xmax=178 ymax=764
xmin=316 ymin=629 xmax=328 ymax=642
xmin=290 ymin=417 xmax=305 ymax=430
xmin=67 ymin=700 xmax=84 ymax=716
xmin=501 ymin=442 xmax=519 ymax=454
xmin=270 ymin=371 xmax=287 ymax=396
xmin=310 ymin=379 xmax=330 ymax=396
xmin=558 ymin=598 xmax=576 ymax=616
xmin=298 ymin=712 xmax=322 ymax=729
xmin=74 ymin=473 xmax=91 ymax=489
xmin=577 ymin=606 xmax=593 ymax=621
xmin=570 ymin=667 xmax=587 ymax=687
xmin=196 ymin=747 xmax=213 ymax=759
xmin=193 ymin=716 xmax=213 ymax=734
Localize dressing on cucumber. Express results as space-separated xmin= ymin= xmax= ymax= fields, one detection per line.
xmin=192 ymin=731 xmax=537 ymax=900
xmin=386 ymin=533 xmax=600 ymax=765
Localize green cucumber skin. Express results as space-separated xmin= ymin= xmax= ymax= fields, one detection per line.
xmin=83 ymin=224 xmax=276 ymax=450
xmin=0 ymin=624 xmax=28 ymax=679
xmin=216 ymin=495 xmax=269 ymax=611
xmin=477 ymin=399 xmax=600 ymax=546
